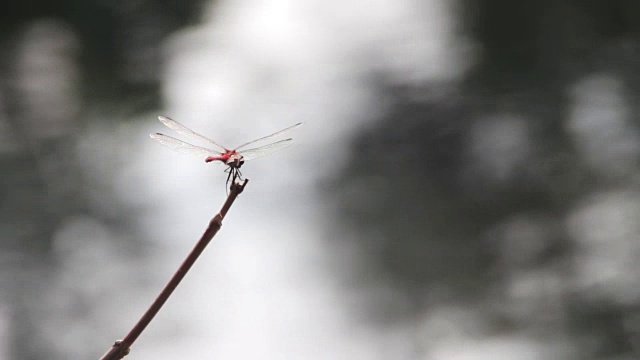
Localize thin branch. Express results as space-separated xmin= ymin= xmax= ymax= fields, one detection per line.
xmin=99 ymin=179 xmax=249 ymax=360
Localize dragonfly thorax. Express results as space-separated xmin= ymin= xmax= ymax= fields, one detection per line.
xmin=225 ymin=156 xmax=244 ymax=168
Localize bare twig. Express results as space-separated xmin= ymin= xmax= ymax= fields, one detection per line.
xmin=99 ymin=179 xmax=249 ymax=360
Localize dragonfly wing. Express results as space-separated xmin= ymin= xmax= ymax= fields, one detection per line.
xmin=150 ymin=133 xmax=220 ymax=158
xmin=238 ymin=138 xmax=294 ymax=161
xmin=158 ymin=115 xmax=227 ymax=151
xmin=234 ymin=122 xmax=302 ymax=150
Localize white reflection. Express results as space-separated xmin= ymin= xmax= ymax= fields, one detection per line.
xmin=131 ymin=0 xmax=462 ymax=359
xmin=567 ymin=190 xmax=640 ymax=306
xmin=567 ymin=73 xmax=640 ymax=180
xmin=420 ymin=306 xmax=575 ymax=360
xmin=14 ymin=19 xmax=80 ymax=139
xmin=465 ymin=115 xmax=532 ymax=186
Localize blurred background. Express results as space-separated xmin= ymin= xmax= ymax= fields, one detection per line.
xmin=1 ymin=0 xmax=640 ymax=359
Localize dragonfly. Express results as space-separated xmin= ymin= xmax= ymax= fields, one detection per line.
xmin=150 ymin=116 xmax=302 ymax=187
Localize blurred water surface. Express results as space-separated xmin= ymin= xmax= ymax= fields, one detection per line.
xmin=1 ymin=0 xmax=640 ymax=359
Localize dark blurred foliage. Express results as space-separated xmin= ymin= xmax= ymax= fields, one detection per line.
xmin=3 ymin=0 xmax=205 ymax=104
xmin=332 ymin=1 xmax=640 ymax=359
xmin=0 ymin=1 xmax=205 ymax=359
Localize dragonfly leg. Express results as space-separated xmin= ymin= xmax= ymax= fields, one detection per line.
xmin=223 ymin=166 xmax=244 ymax=194
xmin=225 ymin=167 xmax=233 ymax=193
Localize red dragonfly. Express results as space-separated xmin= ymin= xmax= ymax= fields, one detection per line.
xmin=150 ymin=115 xmax=302 ymax=185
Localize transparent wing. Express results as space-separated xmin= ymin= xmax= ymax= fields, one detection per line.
xmin=234 ymin=122 xmax=302 ymax=151
xmin=150 ymin=133 xmax=220 ymax=158
xmin=158 ymin=115 xmax=227 ymax=151
xmin=238 ymin=138 xmax=294 ymax=161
